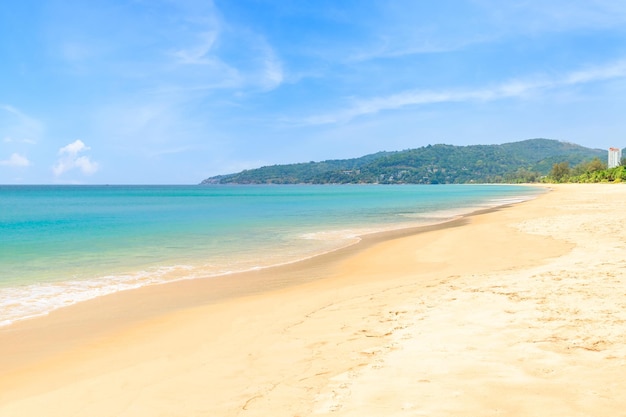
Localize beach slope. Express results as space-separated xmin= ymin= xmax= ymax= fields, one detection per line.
xmin=1 ymin=184 xmax=625 ymax=416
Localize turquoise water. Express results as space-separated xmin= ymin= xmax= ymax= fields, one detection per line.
xmin=0 ymin=184 xmax=542 ymax=326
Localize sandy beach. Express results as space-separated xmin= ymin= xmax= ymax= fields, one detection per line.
xmin=1 ymin=183 xmax=625 ymax=416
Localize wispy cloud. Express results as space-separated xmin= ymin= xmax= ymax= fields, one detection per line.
xmin=347 ymin=34 xmax=491 ymax=62
xmin=300 ymin=59 xmax=626 ymax=125
xmin=3 ymin=136 xmax=37 ymax=144
xmin=474 ymin=0 xmax=626 ymax=34
xmin=348 ymin=1 xmax=626 ymax=63
xmin=53 ymin=140 xmax=99 ymax=176
xmin=93 ymin=97 xmax=188 ymax=151
xmin=167 ymin=34 xmax=284 ymax=93
xmin=1 ymin=104 xmax=25 ymax=117
xmin=148 ymin=145 xmax=197 ymax=158
xmin=0 ymin=153 xmax=31 ymax=167
xmin=173 ymin=31 xmax=220 ymax=65
xmin=45 ymin=0 xmax=283 ymax=97
xmin=0 ymin=104 xmax=43 ymax=144
xmin=84 ymin=5 xmax=287 ymax=164
xmin=563 ymin=60 xmax=626 ymax=84
xmin=257 ymin=41 xmax=284 ymax=91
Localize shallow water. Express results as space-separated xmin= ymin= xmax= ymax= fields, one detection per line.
xmin=0 ymin=184 xmax=542 ymax=326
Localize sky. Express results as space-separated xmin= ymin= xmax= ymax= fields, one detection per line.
xmin=2 ymin=0 xmax=626 ymax=184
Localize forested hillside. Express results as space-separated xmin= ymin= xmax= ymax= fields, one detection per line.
xmin=201 ymin=139 xmax=608 ymax=185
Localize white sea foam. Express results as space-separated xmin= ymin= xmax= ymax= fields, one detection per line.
xmin=303 ymin=192 xmax=538 ymax=244
xmin=300 ymin=229 xmax=365 ymax=241
xmin=398 ymin=209 xmax=466 ymax=220
xmin=0 ymin=246 xmax=355 ymax=327
xmin=0 ymin=265 xmax=194 ymax=327
xmin=488 ymin=197 xmax=531 ymax=205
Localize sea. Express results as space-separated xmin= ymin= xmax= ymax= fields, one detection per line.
xmin=0 ymin=184 xmax=542 ymax=327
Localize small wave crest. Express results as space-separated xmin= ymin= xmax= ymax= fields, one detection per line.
xmin=0 ymin=265 xmax=194 ymax=327
xmin=300 ymin=230 xmax=363 ymax=241
xmin=488 ymin=197 xmax=531 ymax=205
xmin=398 ymin=209 xmax=464 ymax=220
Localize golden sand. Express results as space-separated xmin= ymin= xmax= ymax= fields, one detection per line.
xmin=1 ymin=184 xmax=625 ymax=416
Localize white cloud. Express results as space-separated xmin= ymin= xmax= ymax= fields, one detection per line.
xmin=0 ymin=153 xmax=31 ymax=167
xmin=53 ymin=139 xmax=99 ymax=176
xmin=74 ymin=155 xmax=99 ymax=175
xmin=59 ymin=139 xmax=90 ymax=155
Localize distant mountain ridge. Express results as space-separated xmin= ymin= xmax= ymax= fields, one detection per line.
xmin=201 ymin=139 xmax=609 ymax=185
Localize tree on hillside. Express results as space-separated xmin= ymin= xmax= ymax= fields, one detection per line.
xmin=550 ymin=161 xmax=570 ymax=182
xmin=572 ymin=157 xmax=607 ymax=176
xmin=586 ymin=157 xmax=607 ymax=172
xmin=547 ymin=158 xmax=626 ymax=183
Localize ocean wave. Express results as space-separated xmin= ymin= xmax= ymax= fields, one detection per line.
xmin=0 ymin=265 xmax=194 ymax=327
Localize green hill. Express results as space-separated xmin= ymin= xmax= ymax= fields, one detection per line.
xmin=201 ymin=139 xmax=608 ymax=185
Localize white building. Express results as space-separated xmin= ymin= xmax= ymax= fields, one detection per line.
xmin=608 ymin=147 xmax=622 ymax=168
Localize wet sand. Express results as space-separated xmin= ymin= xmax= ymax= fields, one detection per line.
xmin=1 ymin=184 xmax=625 ymax=416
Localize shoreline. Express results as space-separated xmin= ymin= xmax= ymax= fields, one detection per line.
xmin=3 ymin=184 xmax=625 ymax=416
xmin=0 ymin=207 xmax=478 ymax=375
xmin=0 ymin=186 xmax=541 ymax=329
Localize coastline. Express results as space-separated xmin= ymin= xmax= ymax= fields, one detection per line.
xmin=0 ymin=184 xmax=540 ymax=329
xmin=2 ymin=184 xmax=626 ymax=416
xmin=0 ymin=207 xmax=478 ymax=375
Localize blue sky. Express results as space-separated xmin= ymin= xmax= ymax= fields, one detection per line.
xmin=2 ymin=0 xmax=626 ymax=184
